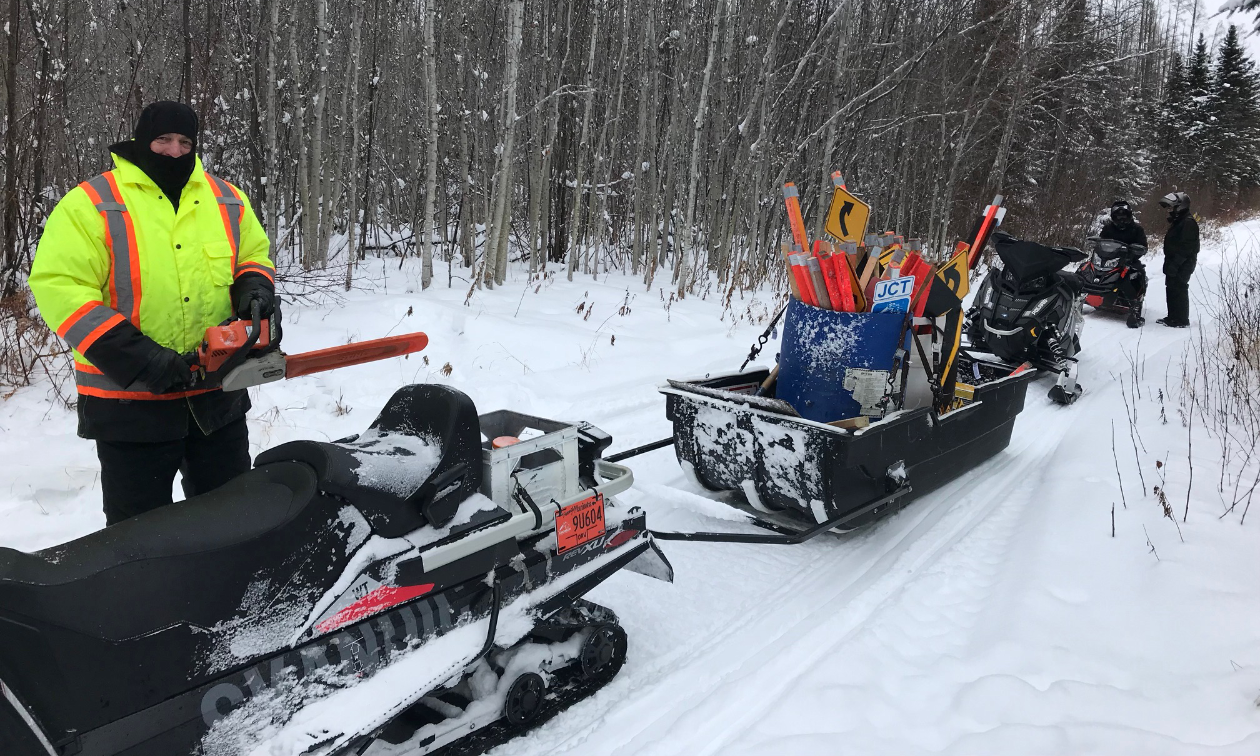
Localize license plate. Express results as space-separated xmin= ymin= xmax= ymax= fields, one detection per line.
xmin=555 ymin=493 xmax=606 ymax=554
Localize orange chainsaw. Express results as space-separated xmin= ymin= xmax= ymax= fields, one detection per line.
xmin=186 ymin=301 xmax=429 ymax=391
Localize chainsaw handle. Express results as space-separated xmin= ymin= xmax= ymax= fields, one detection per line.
xmin=188 ymin=301 xmax=263 ymax=389
xmin=216 ymin=301 xmax=264 ymax=379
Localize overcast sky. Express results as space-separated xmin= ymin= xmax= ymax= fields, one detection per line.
xmin=1203 ymin=0 xmax=1260 ymax=58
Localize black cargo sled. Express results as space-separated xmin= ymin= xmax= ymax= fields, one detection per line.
xmin=653 ymin=365 xmax=1035 ymax=538
xmin=0 ymin=385 xmax=672 ymax=756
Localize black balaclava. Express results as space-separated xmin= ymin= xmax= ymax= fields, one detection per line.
xmin=109 ymin=101 xmax=199 ymax=211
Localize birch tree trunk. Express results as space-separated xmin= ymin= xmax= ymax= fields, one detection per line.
xmin=289 ymin=5 xmax=311 ymax=269
xmin=420 ymin=0 xmax=439 ymax=289
xmin=305 ymin=0 xmax=329 ymax=268
xmin=342 ymin=0 xmax=365 ymax=290
xmin=630 ymin=8 xmax=655 ymax=276
xmin=565 ymin=14 xmax=599 ymax=281
xmin=264 ymin=0 xmax=280 ymax=236
xmin=489 ymin=0 xmax=524 ymax=287
xmin=676 ymin=0 xmax=726 ymax=298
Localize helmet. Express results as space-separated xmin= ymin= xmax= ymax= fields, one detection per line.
xmin=1110 ymin=201 xmax=1134 ymax=227
xmin=1158 ymin=191 xmax=1191 ymax=214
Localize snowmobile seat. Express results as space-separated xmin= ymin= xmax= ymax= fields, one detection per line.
xmin=0 ymin=462 xmax=317 ymax=590
xmin=0 ymin=460 xmax=321 ymax=651
xmin=256 ymin=384 xmax=483 ymax=537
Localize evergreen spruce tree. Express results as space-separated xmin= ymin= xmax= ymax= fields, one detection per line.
xmin=1209 ymin=25 xmax=1260 ymax=207
xmin=1183 ymin=35 xmax=1215 ymax=184
xmin=1157 ymin=52 xmax=1189 ymax=174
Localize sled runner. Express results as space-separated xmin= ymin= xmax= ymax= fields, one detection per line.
xmin=0 ymin=385 xmax=671 ymax=756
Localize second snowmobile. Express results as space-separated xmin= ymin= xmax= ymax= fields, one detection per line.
xmin=0 ymin=384 xmax=671 ymax=756
xmin=963 ymin=231 xmax=1088 ymax=405
xmin=1077 ymin=235 xmax=1147 ymax=328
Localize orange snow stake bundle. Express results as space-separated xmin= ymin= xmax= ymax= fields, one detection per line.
xmin=782 ymin=243 xmax=804 ymax=301
xmin=783 ymin=183 xmax=811 ymax=255
xmin=817 ymin=251 xmax=848 ymax=312
xmin=831 ymin=252 xmax=859 ymax=312
xmin=791 ymin=253 xmax=820 ymax=307
xmin=804 ymin=256 xmax=834 ymax=310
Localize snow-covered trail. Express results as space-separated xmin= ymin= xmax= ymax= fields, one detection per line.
xmin=3 ymin=221 xmax=1260 ymax=755
xmin=489 ymin=226 xmax=1260 ymax=755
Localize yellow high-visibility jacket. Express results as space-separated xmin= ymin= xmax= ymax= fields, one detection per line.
xmin=30 ymin=153 xmax=274 ymax=401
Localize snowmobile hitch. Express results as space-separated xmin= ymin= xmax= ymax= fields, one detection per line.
xmin=650 ymin=485 xmax=912 ymax=544
xmin=605 ymin=436 xmax=676 ymax=463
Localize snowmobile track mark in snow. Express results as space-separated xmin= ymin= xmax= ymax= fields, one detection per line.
xmin=501 ymin=402 xmax=1079 ymax=756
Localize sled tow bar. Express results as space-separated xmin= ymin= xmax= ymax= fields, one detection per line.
xmin=650 ymin=486 xmax=912 ymax=545
xmin=606 ymin=436 xmax=675 ymax=463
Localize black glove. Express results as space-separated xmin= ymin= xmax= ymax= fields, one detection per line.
xmin=232 ymin=274 xmax=275 ymax=319
xmin=134 ymin=347 xmax=196 ymax=393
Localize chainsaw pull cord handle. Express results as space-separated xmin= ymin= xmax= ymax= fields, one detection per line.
xmin=212 ymin=300 xmax=264 ymax=385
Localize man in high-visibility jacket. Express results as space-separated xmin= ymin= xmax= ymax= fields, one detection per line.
xmin=30 ymin=101 xmax=276 ymax=525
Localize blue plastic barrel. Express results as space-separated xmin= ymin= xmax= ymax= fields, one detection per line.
xmin=776 ymin=298 xmax=907 ymax=423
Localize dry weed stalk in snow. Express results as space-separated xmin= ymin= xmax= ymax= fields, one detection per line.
xmin=1179 ymin=230 xmax=1260 ymax=523
xmin=0 ymin=290 xmax=73 ymax=402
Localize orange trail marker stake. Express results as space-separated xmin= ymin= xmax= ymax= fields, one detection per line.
xmin=783 ymin=183 xmax=810 ymax=254
xmin=791 ymin=253 xmax=820 ymax=307
xmin=782 ymin=243 xmax=802 ymax=300
xmin=818 ymin=252 xmax=847 ymax=311
xmin=805 ymin=256 xmax=834 ymax=310
xmin=967 ymin=195 xmax=1005 ymax=269
xmin=832 ymin=253 xmax=858 ymax=312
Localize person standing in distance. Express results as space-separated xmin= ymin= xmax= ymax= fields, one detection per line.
xmin=1155 ymin=191 xmax=1198 ymax=328
xmin=29 ymin=101 xmax=277 ymax=524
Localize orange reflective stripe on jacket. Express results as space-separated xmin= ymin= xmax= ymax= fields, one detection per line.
xmin=206 ymin=174 xmax=244 ymax=269
xmin=73 ymin=363 xmax=215 ymax=401
xmin=78 ymin=172 xmax=142 ymax=328
xmin=56 ymin=301 xmax=125 ymax=354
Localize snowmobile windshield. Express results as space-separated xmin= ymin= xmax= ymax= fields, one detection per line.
xmin=993 ymin=233 xmax=1085 ymax=281
xmin=1091 ymin=238 xmax=1129 ymax=260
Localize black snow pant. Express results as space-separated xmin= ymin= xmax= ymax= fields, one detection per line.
xmin=1163 ymin=255 xmax=1197 ymax=325
xmin=95 ymin=415 xmax=252 ymax=525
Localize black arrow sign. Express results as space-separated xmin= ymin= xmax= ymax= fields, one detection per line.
xmin=940 ymin=264 xmax=963 ymax=296
xmin=837 ymin=201 xmax=855 ymax=237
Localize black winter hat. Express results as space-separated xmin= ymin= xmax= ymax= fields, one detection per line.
xmin=133 ymin=101 xmax=198 ymax=148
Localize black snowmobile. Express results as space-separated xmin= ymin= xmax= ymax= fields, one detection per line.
xmin=1078 ymin=236 xmax=1147 ymax=328
xmin=0 ymin=385 xmax=672 ymax=756
xmin=962 ymin=231 xmax=1088 ymax=405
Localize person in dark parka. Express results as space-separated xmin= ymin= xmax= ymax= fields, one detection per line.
xmin=1099 ymin=201 xmax=1148 ymax=249
xmin=1156 ymin=191 xmax=1198 ymax=328
xmin=1097 ymin=200 xmax=1149 ymax=327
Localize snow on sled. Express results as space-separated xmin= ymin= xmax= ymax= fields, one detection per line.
xmin=0 ymin=385 xmax=672 ymax=756
xmin=657 ymin=365 xmax=1035 ymax=538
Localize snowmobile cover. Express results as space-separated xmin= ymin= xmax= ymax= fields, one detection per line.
xmin=993 ymin=232 xmax=1086 ymax=282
